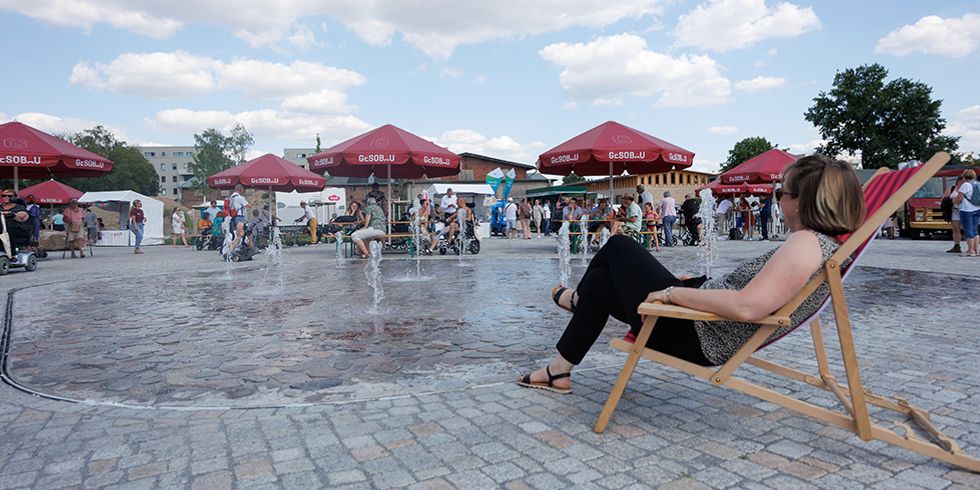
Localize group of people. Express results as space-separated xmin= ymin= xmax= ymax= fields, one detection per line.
xmin=500 ymin=197 xmax=551 ymax=239
xmin=6 ymin=192 xmax=106 ymax=258
xmin=947 ymin=168 xmax=980 ymax=257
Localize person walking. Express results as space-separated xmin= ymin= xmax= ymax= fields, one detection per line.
xmin=63 ymin=199 xmax=86 ymax=258
xmin=84 ymin=207 xmax=98 ymax=247
xmin=519 ymin=198 xmax=532 ymax=239
xmin=715 ymin=197 xmax=732 ymax=236
xmin=659 ymin=191 xmax=677 ymax=247
xmin=503 ymin=198 xmax=518 ymax=239
xmin=953 ymin=169 xmax=980 ymax=257
xmin=541 ymin=201 xmax=552 ymax=237
xmin=532 ymin=199 xmax=543 ymax=238
xmin=947 ymin=176 xmax=965 ymax=253
xmin=129 ymin=199 xmax=145 ymax=254
xmin=758 ymin=195 xmax=773 ymax=240
xmin=171 ymin=207 xmax=189 ymax=247
xmin=636 ymin=185 xmax=654 ymax=208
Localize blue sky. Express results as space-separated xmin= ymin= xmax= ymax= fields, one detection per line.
xmin=1 ymin=0 xmax=977 ymax=173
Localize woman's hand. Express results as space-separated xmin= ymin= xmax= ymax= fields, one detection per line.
xmin=645 ymin=289 xmax=668 ymax=304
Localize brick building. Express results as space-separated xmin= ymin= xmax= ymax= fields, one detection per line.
xmin=586 ymin=169 xmax=716 ymax=204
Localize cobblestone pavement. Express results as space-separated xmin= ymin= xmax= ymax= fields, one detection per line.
xmin=1 ymin=236 xmax=979 ymax=489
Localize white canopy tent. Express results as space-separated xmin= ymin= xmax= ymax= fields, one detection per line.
xmin=424 ymin=183 xmax=495 ymax=197
xmin=80 ymin=191 xmax=164 ymax=246
xmin=275 ymin=188 xmax=348 ymax=224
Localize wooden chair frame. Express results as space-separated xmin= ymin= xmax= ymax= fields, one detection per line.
xmin=594 ymin=152 xmax=980 ymax=472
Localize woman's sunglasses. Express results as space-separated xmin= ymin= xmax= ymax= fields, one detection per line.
xmin=775 ymin=189 xmax=797 ymax=200
xmin=2 ymin=194 xmax=14 ymax=199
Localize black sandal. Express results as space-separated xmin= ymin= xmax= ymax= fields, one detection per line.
xmin=517 ymin=365 xmax=572 ymax=394
xmin=551 ymin=287 xmax=577 ymax=313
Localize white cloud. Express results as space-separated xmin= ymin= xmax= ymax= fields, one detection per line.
xmin=674 ymin=0 xmax=821 ymax=52
xmin=786 ymin=138 xmax=824 ymax=155
xmin=70 ymin=52 xmax=366 ymax=99
xmin=592 ymin=98 xmax=623 ymax=107
xmin=281 ymin=90 xmax=352 ymax=114
xmin=0 ymin=0 xmax=666 ymax=58
xmin=429 ymin=129 xmax=545 ymax=163
xmin=439 ymin=67 xmax=463 ymax=79
xmin=562 ymin=101 xmax=578 ymax=110
xmin=475 ymin=75 xmax=486 ymax=83
xmin=8 ymin=112 xmax=128 ymax=140
xmin=766 ymin=48 xmax=778 ymax=56
xmin=691 ymin=157 xmax=719 ymax=174
xmin=708 ymin=125 xmax=738 ymax=134
xmin=539 ymin=34 xmax=732 ymax=108
xmin=734 ymin=76 xmax=785 ymax=92
xmin=146 ymin=108 xmax=371 ymax=144
xmin=875 ymin=14 xmax=980 ymax=58
xmin=944 ymin=105 xmax=980 ymax=153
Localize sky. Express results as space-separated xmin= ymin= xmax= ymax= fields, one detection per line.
xmin=1 ymin=0 xmax=978 ymax=174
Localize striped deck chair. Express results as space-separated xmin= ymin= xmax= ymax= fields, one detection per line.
xmin=594 ymin=152 xmax=980 ymax=472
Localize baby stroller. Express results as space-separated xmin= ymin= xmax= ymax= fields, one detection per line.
xmin=0 ymin=210 xmax=38 ymax=274
xmin=438 ymin=220 xmax=481 ymax=255
xmin=222 ymin=221 xmax=259 ymax=262
xmin=196 ymin=227 xmax=222 ymax=251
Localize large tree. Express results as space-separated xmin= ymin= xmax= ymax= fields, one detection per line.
xmin=805 ymin=63 xmax=959 ymax=169
xmin=721 ymin=137 xmax=775 ymax=173
xmin=60 ymin=126 xmax=160 ymax=196
xmin=189 ymin=125 xmax=254 ymax=193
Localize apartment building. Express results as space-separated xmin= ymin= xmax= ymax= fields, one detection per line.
xmin=139 ymin=146 xmax=197 ymax=198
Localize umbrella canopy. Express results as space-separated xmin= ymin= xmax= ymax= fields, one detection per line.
xmin=701 ymin=180 xmax=773 ymax=196
xmin=719 ymin=148 xmax=798 ymax=184
xmin=207 ymin=153 xmax=326 ymax=192
xmin=537 ymin=121 xmax=694 ymax=176
xmin=17 ymin=179 xmax=84 ymax=204
xmin=306 ymin=124 xmax=460 ymax=179
xmin=0 ymin=121 xmax=113 ymax=180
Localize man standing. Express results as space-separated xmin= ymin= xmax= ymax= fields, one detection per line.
xmin=440 ymin=188 xmax=457 ymax=221
xmin=680 ymin=193 xmax=701 ymax=246
xmin=532 ymin=199 xmax=543 ymax=238
xmin=519 ymin=198 xmax=532 ymax=239
xmin=295 ymin=201 xmax=318 ymax=243
xmin=636 ymin=185 xmax=654 ymax=208
xmin=714 ymin=197 xmax=733 ymax=236
xmin=660 ymin=191 xmax=678 ymax=247
xmin=503 ymin=197 xmax=518 ymax=239
xmin=84 ymin=207 xmax=99 ymax=246
xmin=204 ymin=200 xmax=221 ymax=221
xmin=758 ymin=195 xmax=772 ymax=240
xmin=541 ymin=201 xmax=551 ymax=236
xmin=25 ymin=194 xmax=40 ymax=244
xmin=129 ymin=199 xmax=145 ymax=254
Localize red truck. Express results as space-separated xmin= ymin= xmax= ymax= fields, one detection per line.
xmin=904 ymin=166 xmax=974 ymax=239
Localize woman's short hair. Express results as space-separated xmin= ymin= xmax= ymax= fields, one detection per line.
xmin=963 ymin=169 xmax=976 ymax=181
xmin=782 ymin=154 xmax=865 ymax=236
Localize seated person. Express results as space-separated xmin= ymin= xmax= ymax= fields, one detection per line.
xmin=588 ymin=199 xmax=615 ymax=245
xmin=212 ymin=212 xmax=225 ymax=239
xmin=351 ymin=198 xmax=386 ymax=258
xmin=446 ymin=197 xmax=474 ymax=243
xmin=1 ymin=190 xmax=31 ymax=250
xmin=518 ymin=156 xmax=865 ymax=393
xmin=610 ymin=194 xmax=642 ymax=236
xmin=412 ymin=198 xmax=436 ymax=251
xmin=199 ymin=215 xmax=213 ymax=236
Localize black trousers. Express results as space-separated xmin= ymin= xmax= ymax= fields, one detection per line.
xmin=759 ymin=212 xmax=770 ymax=239
xmin=556 ymin=235 xmax=711 ymax=366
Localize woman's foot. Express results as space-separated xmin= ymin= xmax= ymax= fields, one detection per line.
xmin=551 ymin=286 xmax=578 ymax=312
xmin=517 ymin=365 xmax=571 ymax=394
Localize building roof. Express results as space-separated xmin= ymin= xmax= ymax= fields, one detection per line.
xmin=526 ymin=184 xmax=591 ymax=197
xmin=458 ymin=152 xmax=536 ymax=170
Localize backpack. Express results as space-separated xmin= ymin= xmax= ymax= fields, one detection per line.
xmin=728 ymin=228 xmax=743 ymax=240
xmin=223 ymin=198 xmax=236 ymax=218
xmin=940 ymin=196 xmax=953 ymax=222
xmin=970 ymin=182 xmax=980 ymax=206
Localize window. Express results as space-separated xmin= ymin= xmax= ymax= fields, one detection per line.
xmin=161 ymin=152 xmax=166 ymax=156
xmin=173 ymin=188 xmax=178 ymax=195
xmin=172 ymin=163 xmax=177 ymax=171
xmin=175 ymin=151 xmax=184 ymax=157
xmin=159 ymin=164 xmax=166 ymax=171
xmin=160 ymin=176 xmax=166 ymax=183
xmin=172 ymin=176 xmax=177 ymax=182
xmin=670 ymin=173 xmax=676 ymax=185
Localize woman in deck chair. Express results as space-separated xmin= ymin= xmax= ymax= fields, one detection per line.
xmin=519 ymin=155 xmax=865 ymax=394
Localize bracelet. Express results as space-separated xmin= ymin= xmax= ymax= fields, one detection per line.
xmin=662 ymin=286 xmax=674 ymax=305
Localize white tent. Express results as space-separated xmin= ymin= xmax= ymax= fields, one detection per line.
xmin=275 ymin=188 xmax=347 ymax=224
xmin=424 ymin=183 xmax=495 ymax=198
xmin=80 ymin=191 xmax=164 ymax=246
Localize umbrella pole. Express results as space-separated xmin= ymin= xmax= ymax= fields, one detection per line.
xmin=608 ymin=161 xmax=613 ymax=204
xmin=13 ymin=166 xmax=18 ymax=193
xmin=387 ymin=164 xmax=392 ymax=244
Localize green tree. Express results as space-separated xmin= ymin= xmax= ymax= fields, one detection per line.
xmin=805 ymin=63 xmax=959 ymax=169
xmin=228 ymin=123 xmax=254 ymax=164
xmin=61 ymin=126 xmax=160 ymax=196
xmin=189 ymin=128 xmax=233 ymax=193
xmin=721 ymin=137 xmax=775 ymax=173
xmin=562 ymin=172 xmax=586 ymax=184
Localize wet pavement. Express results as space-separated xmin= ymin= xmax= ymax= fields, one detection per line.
xmin=1 ymin=236 xmax=979 ymax=488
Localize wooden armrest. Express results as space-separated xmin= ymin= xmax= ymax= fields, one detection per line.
xmin=637 ymin=302 xmax=791 ymax=326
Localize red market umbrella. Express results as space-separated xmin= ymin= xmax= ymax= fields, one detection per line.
xmin=719 ymin=148 xmax=798 ymax=185
xmin=17 ymin=179 xmax=84 ymax=205
xmin=0 ymin=121 xmax=113 ymax=189
xmin=699 ymin=180 xmax=773 ymax=196
xmin=207 ymin=153 xmax=326 ymax=192
xmin=537 ymin=121 xmax=694 ymax=199
xmin=306 ymin=124 xmax=460 ymax=179
xmin=307 ymin=124 xmax=461 ymax=232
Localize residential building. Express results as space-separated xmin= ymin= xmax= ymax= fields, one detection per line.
xmin=139 ymin=146 xmax=197 ymax=199
xmin=284 ymin=148 xmax=317 ymax=170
